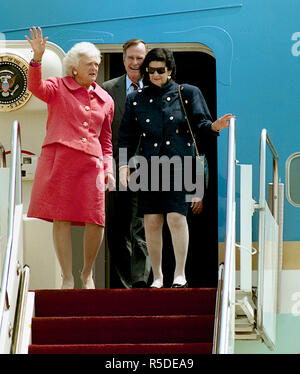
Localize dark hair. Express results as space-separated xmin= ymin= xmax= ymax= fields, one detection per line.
xmin=122 ymin=39 xmax=147 ymax=56
xmin=141 ymin=48 xmax=176 ymax=83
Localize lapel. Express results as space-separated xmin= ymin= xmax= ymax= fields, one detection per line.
xmin=111 ymin=75 xmax=126 ymax=117
xmin=62 ymin=76 xmax=108 ymax=102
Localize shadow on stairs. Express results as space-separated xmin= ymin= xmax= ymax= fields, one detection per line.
xmin=29 ymin=288 xmax=216 ymax=354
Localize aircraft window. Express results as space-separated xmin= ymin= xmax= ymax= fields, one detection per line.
xmin=286 ymin=152 xmax=300 ymax=207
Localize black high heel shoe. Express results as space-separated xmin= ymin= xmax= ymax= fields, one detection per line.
xmin=171 ymin=282 xmax=188 ymax=288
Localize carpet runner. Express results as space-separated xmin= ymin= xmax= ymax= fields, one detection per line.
xmin=28 ymin=288 xmax=216 ymax=354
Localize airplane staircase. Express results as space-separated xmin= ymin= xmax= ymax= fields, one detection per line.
xmin=1 ymin=117 xmax=281 ymax=354
xmin=1 ymin=121 xmax=220 ymax=355
xmin=28 ymin=288 xmax=216 ymax=354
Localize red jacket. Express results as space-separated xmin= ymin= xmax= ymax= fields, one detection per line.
xmin=28 ymin=65 xmax=114 ymax=174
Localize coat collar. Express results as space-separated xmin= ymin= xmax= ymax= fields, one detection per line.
xmin=147 ymin=79 xmax=176 ymax=94
xmin=62 ymin=76 xmax=108 ymax=102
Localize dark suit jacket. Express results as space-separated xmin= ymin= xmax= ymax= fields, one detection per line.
xmin=102 ymin=74 xmax=127 ymax=161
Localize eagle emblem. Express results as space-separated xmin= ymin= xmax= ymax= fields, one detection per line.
xmin=0 ymin=55 xmax=32 ymax=112
xmin=0 ymin=69 xmax=18 ymax=97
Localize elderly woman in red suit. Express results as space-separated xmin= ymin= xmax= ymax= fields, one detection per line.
xmin=25 ymin=27 xmax=115 ymax=289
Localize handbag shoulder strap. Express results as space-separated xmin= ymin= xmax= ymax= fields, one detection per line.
xmin=178 ymin=85 xmax=200 ymax=157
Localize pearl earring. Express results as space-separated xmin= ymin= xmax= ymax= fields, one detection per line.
xmin=73 ymin=70 xmax=77 ymax=76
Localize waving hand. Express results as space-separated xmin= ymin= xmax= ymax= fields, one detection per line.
xmin=25 ymin=27 xmax=48 ymax=62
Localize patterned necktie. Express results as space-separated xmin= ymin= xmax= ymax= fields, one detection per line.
xmin=132 ymin=82 xmax=139 ymax=91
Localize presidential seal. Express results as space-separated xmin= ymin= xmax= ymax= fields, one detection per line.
xmin=0 ymin=54 xmax=32 ymax=112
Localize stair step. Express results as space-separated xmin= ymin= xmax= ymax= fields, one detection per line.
xmin=30 ymin=288 xmax=216 ymax=354
xmin=33 ymin=288 xmax=216 ymax=317
xmin=235 ymin=317 xmax=255 ymax=332
xmin=29 ymin=342 xmax=213 ymax=354
xmin=31 ymin=314 xmax=215 ymax=345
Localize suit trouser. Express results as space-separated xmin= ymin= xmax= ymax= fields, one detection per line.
xmin=106 ymin=189 xmax=151 ymax=288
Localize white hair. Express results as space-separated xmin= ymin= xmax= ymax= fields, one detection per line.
xmin=63 ymin=42 xmax=101 ymax=76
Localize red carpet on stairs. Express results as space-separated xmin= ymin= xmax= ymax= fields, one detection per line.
xmin=29 ymin=288 xmax=216 ymax=354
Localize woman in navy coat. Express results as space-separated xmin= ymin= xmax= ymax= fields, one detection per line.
xmin=118 ymin=48 xmax=232 ymax=288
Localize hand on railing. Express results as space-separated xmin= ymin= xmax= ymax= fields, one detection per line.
xmin=211 ymin=114 xmax=235 ymax=132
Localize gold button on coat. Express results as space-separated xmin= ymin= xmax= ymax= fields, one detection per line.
xmin=154 ymin=143 xmax=158 ymax=147
xmin=85 ymin=106 xmax=90 ymax=111
xmin=166 ymin=141 xmax=170 ymax=145
xmin=81 ymin=137 xmax=87 ymax=143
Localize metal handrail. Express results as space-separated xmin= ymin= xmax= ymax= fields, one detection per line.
xmin=216 ymin=116 xmax=236 ymax=354
xmin=212 ymin=262 xmax=224 ymax=353
xmin=0 ymin=120 xmax=22 ymax=333
xmin=0 ymin=143 xmax=6 ymax=168
xmin=258 ymin=129 xmax=279 ymax=221
xmin=11 ymin=265 xmax=30 ymax=354
xmin=256 ymin=128 xmax=279 ymax=349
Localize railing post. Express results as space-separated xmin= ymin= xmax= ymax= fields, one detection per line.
xmin=256 ymin=128 xmax=279 ymax=350
xmin=218 ymin=116 xmax=236 ymax=354
xmin=0 ymin=120 xmax=22 ymax=335
xmin=212 ymin=263 xmax=224 ymax=354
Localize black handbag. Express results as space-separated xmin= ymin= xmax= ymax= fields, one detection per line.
xmin=178 ymin=85 xmax=209 ymax=189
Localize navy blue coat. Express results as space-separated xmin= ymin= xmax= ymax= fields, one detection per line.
xmin=118 ymin=79 xmax=217 ymax=166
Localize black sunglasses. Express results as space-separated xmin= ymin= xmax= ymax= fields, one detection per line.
xmin=146 ymin=67 xmax=167 ymax=74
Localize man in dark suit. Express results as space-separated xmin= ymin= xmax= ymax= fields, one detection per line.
xmin=102 ymin=39 xmax=151 ymax=288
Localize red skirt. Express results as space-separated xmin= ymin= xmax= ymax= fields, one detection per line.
xmin=27 ymin=143 xmax=106 ymax=226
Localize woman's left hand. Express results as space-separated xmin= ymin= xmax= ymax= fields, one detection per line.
xmin=211 ymin=113 xmax=234 ymax=132
xmin=105 ymin=173 xmax=116 ymax=191
xmin=191 ymin=197 xmax=203 ymax=214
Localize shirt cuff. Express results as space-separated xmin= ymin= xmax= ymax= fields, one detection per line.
xmin=30 ymin=59 xmax=41 ymax=67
